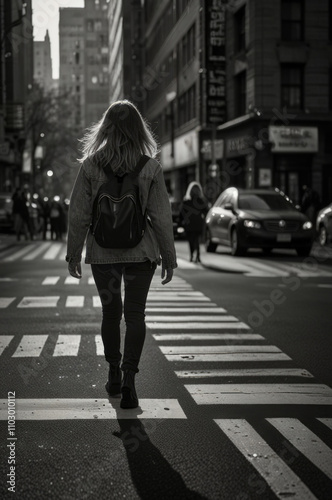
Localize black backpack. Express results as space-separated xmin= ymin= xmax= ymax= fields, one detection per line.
xmin=91 ymin=155 xmax=150 ymax=248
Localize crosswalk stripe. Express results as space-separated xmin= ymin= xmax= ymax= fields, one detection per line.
xmin=22 ymin=242 xmax=51 ymax=260
xmin=0 ymin=336 xmax=14 ymax=355
xmin=147 ymin=315 xmax=237 ymax=322
xmin=65 ymin=296 xmax=84 ymax=307
xmin=147 ymin=296 xmax=211 ymax=302
xmin=3 ymin=244 xmax=36 ymax=261
xmin=43 ymin=243 xmax=62 ymax=260
xmin=64 ymin=276 xmax=80 ymax=285
xmin=176 ymin=257 xmax=200 ymax=269
xmin=165 ymin=353 xmax=291 ymax=362
xmin=0 ymin=297 xmax=15 ymax=308
xmin=160 ymin=345 xmax=281 ymax=354
xmin=95 ymin=335 xmax=103 ymax=356
xmin=12 ymin=335 xmax=48 ymax=357
xmin=267 ymin=418 xmax=332 ymax=480
xmin=317 ymin=418 xmax=332 ymax=430
xmin=147 ymin=322 xmax=250 ymax=330
xmin=53 ymin=335 xmax=81 ymax=356
xmin=148 ymin=291 xmax=206 ymax=297
xmin=175 ymin=368 xmax=314 ymax=378
xmin=88 ymin=276 xmax=95 ymax=285
xmin=185 ymin=383 xmax=332 ymax=405
xmin=58 ymin=247 xmax=67 ymax=261
xmin=244 ymin=260 xmax=289 ymax=277
xmin=93 ymin=296 xmax=101 ymax=307
xmin=17 ymin=296 xmax=60 ymax=308
xmin=146 ymin=301 xmax=217 ymax=307
xmin=153 ymin=333 xmax=263 ymax=341
xmin=214 ymin=419 xmax=316 ymax=499
xmin=0 ymin=398 xmax=187 ymax=420
xmin=146 ymin=307 xmax=227 ymax=313
xmin=42 ymin=276 xmax=60 ymax=285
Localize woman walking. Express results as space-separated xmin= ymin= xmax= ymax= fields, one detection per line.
xmin=180 ymin=182 xmax=208 ymax=262
xmin=66 ymin=100 xmax=177 ymax=409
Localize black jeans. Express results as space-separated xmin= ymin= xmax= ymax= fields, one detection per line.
xmin=186 ymin=231 xmax=201 ymax=257
xmin=91 ymin=261 xmax=156 ymax=373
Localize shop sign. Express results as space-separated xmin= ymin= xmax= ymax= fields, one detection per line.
xmin=268 ymin=126 xmax=318 ymax=153
xmin=226 ymin=136 xmax=253 ymax=156
xmin=205 ymin=0 xmax=227 ymax=125
xmin=201 ymin=139 xmax=224 ymax=159
xmin=259 ymin=168 xmax=272 ymax=187
xmin=175 ymin=130 xmax=198 ymax=166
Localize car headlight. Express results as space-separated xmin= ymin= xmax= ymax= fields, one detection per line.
xmin=243 ymin=220 xmax=261 ymax=229
xmin=302 ymin=221 xmax=313 ymax=230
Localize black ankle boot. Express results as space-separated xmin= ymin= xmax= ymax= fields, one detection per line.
xmin=120 ymin=370 xmax=138 ymax=409
xmin=105 ymin=364 xmax=121 ymax=396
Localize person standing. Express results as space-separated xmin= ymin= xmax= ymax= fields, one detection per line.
xmin=66 ymin=100 xmax=177 ymax=409
xmin=180 ymin=182 xmax=208 ymax=262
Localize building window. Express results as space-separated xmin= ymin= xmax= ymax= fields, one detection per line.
xmin=178 ymin=85 xmax=196 ymax=127
xmin=281 ymin=65 xmax=304 ymax=109
xmin=234 ymin=5 xmax=246 ymax=52
xmin=234 ymin=71 xmax=246 ymax=116
xmin=281 ymin=0 xmax=304 ymax=41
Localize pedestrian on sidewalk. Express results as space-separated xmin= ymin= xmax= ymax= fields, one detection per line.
xmin=66 ymin=100 xmax=177 ymax=409
xmin=11 ymin=188 xmax=30 ymax=241
xmin=180 ymin=181 xmax=208 ymax=263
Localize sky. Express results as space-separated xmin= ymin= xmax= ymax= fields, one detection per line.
xmin=32 ymin=0 xmax=84 ymax=79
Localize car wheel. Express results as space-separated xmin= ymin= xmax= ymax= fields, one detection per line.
xmin=231 ymin=229 xmax=246 ymax=256
xmin=318 ymin=226 xmax=328 ymax=246
xmin=205 ymin=229 xmax=217 ymax=253
xmin=296 ymin=246 xmax=312 ymax=257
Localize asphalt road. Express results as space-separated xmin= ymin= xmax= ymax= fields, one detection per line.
xmin=0 ymin=236 xmax=332 ymax=499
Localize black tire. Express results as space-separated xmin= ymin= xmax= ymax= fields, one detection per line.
xmin=205 ymin=229 xmax=217 ymax=253
xmin=318 ymin=226 xmax=328 ymax=246
xmin=231 ymin=229 xmax=246 ymax=256
xmin=296 ymin=245 xmax=312 ymax=257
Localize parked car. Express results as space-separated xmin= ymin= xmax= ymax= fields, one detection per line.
xmin=0 ymin=193 xmax=13 ymax=231
xmin=205 ymin=187 xmax=315 ymax=256
xmin=316 ymin=202 xmax=332 ymax=246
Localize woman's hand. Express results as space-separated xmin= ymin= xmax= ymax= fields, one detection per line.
xmin=68 ymin=261 xmax=82 ymax=279
xmin=161 ymin=267 xmax=173 ymax=285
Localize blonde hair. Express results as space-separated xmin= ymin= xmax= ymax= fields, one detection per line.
xmin=79 ymin=100 xmax=159 ymax=174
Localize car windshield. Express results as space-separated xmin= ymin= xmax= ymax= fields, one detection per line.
xmin=238 ymin=193 xmax=295 ymax=211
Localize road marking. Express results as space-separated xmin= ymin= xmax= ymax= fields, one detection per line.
xmin=0 ymin=398 xmax=187 ymax=419
xmin=0 ymin=298 xmax=15 ymax=308
xmin=267 ymin=418 xmax=332 ymax=480
xmin=53 ymin=335 xmax=81 ymax=357
xmin=146 ymin=301 xmax=217 ymax=307
xmin=43 ymin=243 xmax=62 ymax=260
xmin=317 ymin=418 xmax=332 ymax=430
xmin=65 ymin=296 xmax=85 ymax=307
xmin=185 ymin=383 xmax=332 ymax=405
xmin=146 ymin=315 xmax=237 ymax=322
xmin=88 ymin=276 xmax=95 ymax=285
xmin=22 ymin=242 xmax=51 ymax=260
xmin=244 ymin=260 xmax=289 ymax=277
xmin=176 ymin=258 xmax=200 ymax=269
xmin=0 ymin=336 xmax=13 ymax=355
xmin=153 ymin=333 xmax=263 ymax=341
xmin=317 ymin=284 xmax=332 ymax=288
xmin=58 ymin=247 xmax=66 ymax=261
xmin=165 ymin=353 xmax=291 ymax=362
xmin=160 ymin=345 xmax=281 ymax=354
xmin=148 ymin=291 xmax=206 ymax=297
xmin=214 ymin=419 xmax=316 ymax=499
xmin=95 ymin=335 xmax=103 ymax=356
xmin=3 ymin=244 xmax=36 ymax=261
xmin=17 ymin=296 xmax=60 ymax=308
xmin=175 ymin=368 xmax=314 ymax=378
xmin=42 ymin=276 xmax=60 ymax=285
xmin=147 ymin=322 xmax=250 ymax=330
xmin=64 ymin=276 xmax=80 ymax=285
xmin=12 ymin=335 xmax=48 ymax=357
xmin=146 ymin=307 xmax=227 ymax=313
xmin=147 ymin=296 xmax=211 ymax=302
xmin=93 ymin=296 xmax=101 ymax=307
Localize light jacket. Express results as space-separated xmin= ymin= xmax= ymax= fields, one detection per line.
xmin=66 ymin=156 xmax=177 ymax=269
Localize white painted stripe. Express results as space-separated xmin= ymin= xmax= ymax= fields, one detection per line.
xmin=244 ymin=260 xmax=289 ymax=277
xmin=65 ymin=296 xmax=84 ymax=308
xmin=0 ymin=336 xmax=13 ymax=355
xmin=268 ymin=418 xmax=332 ymax=480
xmin=214 ymin=419 xmax=316 ymax=500
xmin=3 ymin=244 xmax=36 ymax=261
xmin=43 ymin=243 xmax=62 ymax=260
xmin=176 ymin=258 xmax=200 ymax=269
xmin=0 ymin=398 xmax=187 ymax=420
xmin=88 ymin=276 xmax=95 ymax=285
xmin=23 ymin=242 xmax=51 ymax=260
xmin=147 ymin=322 xmax=250 ymax=330
xmin=95 ymin=335 xmax=103 ymax=356
xmin=153 ymin=333 xmax=263 ymax=341
xmin=146 ymin=307 xmax=227 ymax=313
xmin=146 ymin=301 xmax=216 ymax=306
xmin=147 ymin=315 xmax=238 ymax=322
xmin=12 ymin=335 xmax=48 ymax=357
xmin=175 ymin=368 xmax=314 ymax=378
xmin=17 ymin=296 xmax=60 ymax=308
xmin=317 ymin=418 xmax=332 ymax=431
xmin=93 ymin=296 xmax=101 ymax=307
xmin=165 ymin=353 xmax=291 ymax=362
xmin=64 ymin=276 xmax=80 ymax=285
xmin=160 ymin=345 xmax=281 ymax=354
xmin=42 ymin=276 xmax=60 ymax=285
xmin=58 ymin=247 xmax=67 ymax=261
xmin=0 ymin=297 xmax=15 ymax=308
xmin=148 ymin=291 xmax=205 ymax=297
xmin=53 ymin=335 xmax=81 ymax=356
xmin=185 ymin=383 xmax=332 ymax=405
xmin=317 ymin=284 xmax=332 ymax=288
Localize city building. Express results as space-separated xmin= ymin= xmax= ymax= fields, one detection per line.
xmin=0 ymin=0 xmax=34 ymax=192
xmin=221 ymin=0 xmax=332 ymax=206
xmin=33 ymin=30 xmax=53 ymax=91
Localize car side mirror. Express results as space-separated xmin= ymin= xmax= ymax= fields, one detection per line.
xmin=224 ymin=203 xmax=233 ymax=211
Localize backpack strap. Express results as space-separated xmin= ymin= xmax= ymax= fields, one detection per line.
xmin=103 ymin=155 xmax=150 ymax=179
